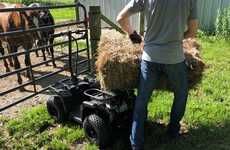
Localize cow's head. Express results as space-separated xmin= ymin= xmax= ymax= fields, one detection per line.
xmin=20 ymin=10 xmax=40 ymax=41
xmin=39 ymin=10 xmax=53 ymax=26
xmin=10 ymin=3 xmax=39 ymax=31
xmin=24 ymin=10 xmax=40 ymax=29
xmin=21 ymin=4 xmax=43 ymax=41
xmin=27 ymin=3 xmax=41 ymax=28
xmin=27 ymin=3 xmax=52 ymax=40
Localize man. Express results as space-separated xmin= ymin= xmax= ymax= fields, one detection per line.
xmin=116 ymin=0 xmax=198 ymax=149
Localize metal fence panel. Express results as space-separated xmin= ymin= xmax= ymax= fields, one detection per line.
xmin=0 ymin=3 xmax=91 ymax=111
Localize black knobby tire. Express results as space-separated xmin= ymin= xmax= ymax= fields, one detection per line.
xmin=83 ymin=114 xmax=110 ymax=147
xmin=46 ymin=95 xmax=66 ymax=122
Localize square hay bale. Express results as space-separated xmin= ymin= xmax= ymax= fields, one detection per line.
xmin=96 ymin=30 xmax=205 ymax=91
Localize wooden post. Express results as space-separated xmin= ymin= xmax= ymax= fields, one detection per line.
xmin=89 ymin=6 xmax=101 ymax=73
xmin=75 ymin=0 xmax=80 ymax=21
xmin=139 ymin=12 xmax=145 ymax=36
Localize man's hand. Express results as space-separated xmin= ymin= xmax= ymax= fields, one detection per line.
xmin=184 ymin=19 xmax=198 ymax=39
xmin=129 ymin=30 xmax=142 ymax=44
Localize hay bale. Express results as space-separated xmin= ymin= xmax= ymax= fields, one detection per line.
xmin=96 ymin=30 xmax=205 ymax=90
xmin=96 ymin=30 xmax=142 ymax=90
xmin=183 ymin=38 xmax=205 ymax=88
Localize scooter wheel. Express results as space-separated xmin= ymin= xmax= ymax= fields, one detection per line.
xmin=83 ymin=114 xmax=110 ymax=147
xmin=46 ymin=95 xmax=66 ymax=122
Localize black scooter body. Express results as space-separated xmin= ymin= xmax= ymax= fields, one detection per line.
xmin=47 ymin=76 xmax=135 ymax=147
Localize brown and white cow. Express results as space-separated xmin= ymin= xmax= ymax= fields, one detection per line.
xmin=0 ymin=3 xmax=39 ymax=85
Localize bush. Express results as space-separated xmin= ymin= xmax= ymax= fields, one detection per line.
xmin=215 ymin=7 xmax=230 ymax=40
xmin=197 ymin=30 xmax=207 ymax=39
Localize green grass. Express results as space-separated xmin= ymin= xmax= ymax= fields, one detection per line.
xmin=144 ymin=36 xmax=230 ymax=150
xmin=0 ymin=36 xmax=230 ymax=150
xmin=1 ymin=0 xmax=77 ymax=22
xmin=0 ymin=106 xmax=89 ymax=149
xmin=51 ymin=8 xmax=76 ymax=22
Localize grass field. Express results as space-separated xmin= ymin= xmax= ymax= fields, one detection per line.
xmin=50 ymin=8 xmax=76 ymax=22
xmin=1 ymin=0 xmax=77 ymax=22
xmin=0 ymin=36 xmax=230 ymax=150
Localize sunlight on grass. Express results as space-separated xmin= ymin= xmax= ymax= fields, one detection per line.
xmin=1 ymin=105 xmax=85 ymax=149
xmin=0 ymin=37 xmax=230 ymax=149
xmin=145 ymin=37 xmax=230 ymax=150
xmin=51 ymin=8 xmax=76 ymax=22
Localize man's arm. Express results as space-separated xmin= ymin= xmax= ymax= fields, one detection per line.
xmin=185 ymin=0 xmax=198 ymax=38
xmin=116 ymin=5 xmax=135 ymax=35
xmin=184 ymin=19 xmax=198 ymax=38
xmin=116 ymin=0 xmax=144 ymax=43
xmin=116 ymin=9 xmax=142 ymax=44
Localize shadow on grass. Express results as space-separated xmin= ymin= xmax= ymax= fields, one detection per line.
xmin=106 ymin=120 xmax=230 ymax=150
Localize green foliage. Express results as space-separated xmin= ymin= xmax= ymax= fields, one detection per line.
xmin=215 ymin=7 xmax=230 ymax=40
xmin=7 ymin=105 xmax=54 ymax=136
xmin=197 ymin=30 xmax=206 ymax=39
xmin=52 ymin=126 xmax=84 ymax=143
xmin=46 ymin=127 xmax=84 ymax=149
xmin=49 ymin=139 xmax=69 ymax=150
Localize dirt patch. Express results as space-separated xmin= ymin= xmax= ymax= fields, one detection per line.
xmin=0 ymin=41 xmax=89 ymax=117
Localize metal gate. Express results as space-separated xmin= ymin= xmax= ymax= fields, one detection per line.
xmin=0 ymin=2 xmax=91 ymax=112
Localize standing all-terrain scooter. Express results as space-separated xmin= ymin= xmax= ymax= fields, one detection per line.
xmin=47 ymin=77 xmax=135 ymax=147
xmin=46 ymin=4 xmax=136 ymax=147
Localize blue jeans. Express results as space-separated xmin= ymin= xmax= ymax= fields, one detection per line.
xmin=130 ymin=60 xmax=188 ymax=150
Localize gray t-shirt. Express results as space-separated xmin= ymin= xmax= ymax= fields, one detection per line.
xmin=127 ymin=0 xmax=197 ymax=64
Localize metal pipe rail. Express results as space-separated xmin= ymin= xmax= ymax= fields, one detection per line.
xmin=0 ymin=32 xmax=87 ymax=60
xmin=0 ymin=2 xmax=91 ymax=112
xmin=0 ymin=20 xmax=86 ymax=37
xmin=0 ymin=4 xmax=77 ymax=12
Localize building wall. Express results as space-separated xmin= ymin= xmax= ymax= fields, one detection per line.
xmin=198 ymin=0 xmax=230 ymax=31
xmin=79 ymin=0 xmax=140 ymax=30
xmin=80 ymin=0 xmax=230 ymax=31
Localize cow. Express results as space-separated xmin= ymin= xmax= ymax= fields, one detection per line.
xmin=29 ymin=3 xmax=56 ymax=67
xmin=0 ymin=3 xmax=40 ymax=85
xmin=0 ymin=3 xmax=16 ymax=72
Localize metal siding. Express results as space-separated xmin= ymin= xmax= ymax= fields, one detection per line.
xmin=80 ymin=0 xmax=230 ymax=31
xmin=197 ymin=0 xmax=230 ymax=30
xmin=79 ymin=0 xmax=140 ymax=29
